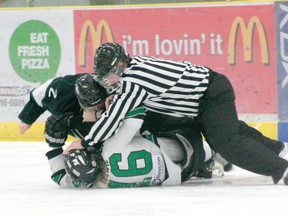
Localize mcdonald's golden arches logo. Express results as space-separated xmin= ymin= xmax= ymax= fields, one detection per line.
xmin=78 ymin=19 xmax=114 ymax=66
xmin=228 ymin=16 xmax=269 ymax=65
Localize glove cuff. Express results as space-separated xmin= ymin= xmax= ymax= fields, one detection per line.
xmin=45 ymin=132 xmax=66 ymax=147
xmin=45 ymin=148 xmax=63 ymax=159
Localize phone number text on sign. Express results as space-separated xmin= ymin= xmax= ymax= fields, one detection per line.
xmin=0 ymin=98 xmax=25 ymax=107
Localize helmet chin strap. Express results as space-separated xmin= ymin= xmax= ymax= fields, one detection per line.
xmin=95 ymin=110 xmax=104 ymax=121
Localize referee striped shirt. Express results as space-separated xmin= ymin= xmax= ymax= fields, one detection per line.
xmin=83 ymin=56 xmax=210 ymax=146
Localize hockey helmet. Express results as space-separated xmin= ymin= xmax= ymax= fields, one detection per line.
xmin=64 ymin=148 xmax=104 ymax=187
xmin=75 ymin=73 xmax=107 ymax=108
xmin=93 ymin=43 xmax=130 ymax=93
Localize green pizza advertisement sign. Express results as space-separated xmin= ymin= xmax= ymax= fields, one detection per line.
xmin=9 ymin=20 xmax=61 ymax=84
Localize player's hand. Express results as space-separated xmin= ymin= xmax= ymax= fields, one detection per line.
xmin=18 ymin=122 xmax=31 ymax=134
xmin=44 ymin=112 xmax=74 ymax=148
xmin=105 ymin=95 xmax=114 ymax=110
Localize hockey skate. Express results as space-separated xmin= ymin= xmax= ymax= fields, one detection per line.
xmin=279 ymin=142 xmax=288 ymax=160
xmin=279 ymin=168 xmax=288 ymax=185
xmin=212 ymin=153 xmax=233 ymax=172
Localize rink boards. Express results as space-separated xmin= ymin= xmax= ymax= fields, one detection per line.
xmin=0 ymin=1 xmax=287 ymax=142
xmin=0 ymin=121 xmax=280 ymax=141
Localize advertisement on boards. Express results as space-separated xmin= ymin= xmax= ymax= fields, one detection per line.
xmin=276 ymin=2 xmax=288 ymax=142
xmin=0 ymin=9 xmax=75 ymax=122
xmin=73 ymin=3 xmax=277 ymax=115
xmin=0 ymin=3 xmax=284 ymax=140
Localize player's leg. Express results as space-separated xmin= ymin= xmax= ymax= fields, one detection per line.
xmin=239 ymin=120 xmax=284 ymax=154
xmin=198 ymin=72 xmax=288 ymax=183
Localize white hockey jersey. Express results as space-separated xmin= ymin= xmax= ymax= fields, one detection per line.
xmin=99 ymin=135 xmax=183 ymax=188
xmin=47 ymin=107 xmax=183 ymax=188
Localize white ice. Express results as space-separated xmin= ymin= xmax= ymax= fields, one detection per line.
xmin=0 ymin=142 xmax=287 ymax=216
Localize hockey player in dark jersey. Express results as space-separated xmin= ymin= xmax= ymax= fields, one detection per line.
xmin=18 ymin=73 xmax=107 ymax=139
xmin=72 ymin=42 xmax=288 ymax=185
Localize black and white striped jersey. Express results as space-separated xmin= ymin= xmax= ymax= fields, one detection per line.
xmin=83 ymin=56 xmax=210 ymax=146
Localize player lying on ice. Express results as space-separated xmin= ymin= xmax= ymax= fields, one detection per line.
xmin=45 ymin=75 xmax=225 ymax=188
xmin=46 ymin=113 xmax=219 ymax=188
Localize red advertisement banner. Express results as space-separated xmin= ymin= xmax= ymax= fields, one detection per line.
xmin=73 ymin=4 xmax=276 ymax=114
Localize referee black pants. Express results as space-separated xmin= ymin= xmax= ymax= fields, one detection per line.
xmin=197 ymin=71 xmax=288 ymax=183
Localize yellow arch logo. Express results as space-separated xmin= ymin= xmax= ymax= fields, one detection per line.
xmin=228 ymin=16 xmax=269 ymax=65
xmin=78 ymin=19 xmax=114 ymax=67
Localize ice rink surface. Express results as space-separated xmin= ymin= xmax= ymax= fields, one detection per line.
xmin=1 ymin=142 xmax=287 ymax=216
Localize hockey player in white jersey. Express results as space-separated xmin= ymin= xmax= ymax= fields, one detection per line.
xmin=46 ymin=109 xmax=215 ymax=188
xmin=45 ymin=75 xmax=218 ymax=188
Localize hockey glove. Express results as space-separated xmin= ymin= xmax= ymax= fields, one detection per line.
xmin=44 ymin=112 xmax=74 ymax=148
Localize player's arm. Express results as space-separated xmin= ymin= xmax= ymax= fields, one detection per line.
xmin=44 ymin=113 xmax=89 ymax=188
xmin=103 ymin=107 xmax=146 ymax=149
xmin=63 ymin=107 xmax=145 ymax=153
xmin=82 ymin=81 xmax=148 ymax=147
xmin=18 ymin=90 xmax=46 ymax=134
xmin=18 ymin=78 xmax=55 ymax=133
xmin=65 ymin=104 xmax=146 ymax=153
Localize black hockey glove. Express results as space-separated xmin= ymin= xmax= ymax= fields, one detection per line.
xmin=44 ymin=112 xmax=74 ymax=148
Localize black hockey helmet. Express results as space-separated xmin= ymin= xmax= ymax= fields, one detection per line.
xmin=75 ymin=73 xmax=107 ymax=108
xmin=93 ymin=43 xmax=130 ymax=93
xmin=64 ymin=148 xmax=104 ymax=187
xmin=93 ymin=42 xmax=130 ymax=78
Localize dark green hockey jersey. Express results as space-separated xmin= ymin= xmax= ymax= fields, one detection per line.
xmin=18 ymin=74 xmax=95 ymax=138
xmin=19 ymin=74 xmax=85 ymax=124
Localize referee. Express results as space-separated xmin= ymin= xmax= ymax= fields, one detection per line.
xmin=82 ymin=42 xmax=288 ymax=185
